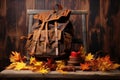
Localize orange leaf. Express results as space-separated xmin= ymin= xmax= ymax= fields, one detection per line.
xmin=80 ymin=63 xmax=90 ymax=71
xmin=103 ymin=55 xmax=112 ymax=63
xmin=10 ymin=51 xmax=22 ymax=62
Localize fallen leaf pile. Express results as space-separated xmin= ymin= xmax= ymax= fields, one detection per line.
xmin=6 ymin=51 xmax=66 ymax=74
xmin=80 ymin=53 xmax=120 ymax=71
xmin=6 ymin=50 xmax=120 ymax=73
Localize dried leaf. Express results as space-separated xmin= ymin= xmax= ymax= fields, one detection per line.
xmin=30 ymin=57 xmax=37 ymax=65
xmin=14 ymin=62 xmax=26 ymax=70
xmin=37 ymin=68 xmax=49 ymax=74
xmin=80 ymin=63 xmax=90 ymax=71
xmin=110 ymin=63 xmax=120 ymax=70
xmin=6 ymin=63 xmax=17 ymax=70
xmin=85 ymin=53 xmax=94 ymax=61
xmin=56 ymin=60 xmax=65 ymax=70
xmin=34 ymin=62 xmax=43 ymax=66
xmin=79 ymin=46 xmax=86 ymax=58
xmin=10 ymin=51 xmax=22 ymax=62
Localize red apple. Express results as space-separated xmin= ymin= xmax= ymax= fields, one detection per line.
xmin=71 ymin=51 xmax=77 ymax=57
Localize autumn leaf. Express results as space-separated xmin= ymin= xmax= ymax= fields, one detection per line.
xmin=79 ymin=46 xmax=86 ymax=58
xmin=56 ymin=60 xmax=65 ymax=70
xmin=10 ymin=51 xmax=22 ymax=62
xmin=30 ymin=57 xmax=37 ymax=65
xmin=110 ymin=63 xmax=120 ymax=70
xmin=104 ymin=55 xmax=110 ymax=60
xmin=37 ymin=68 xmax=49 ymax=74
xmin=85 ymin=53 xmax=94 ymax=61
xmin=80 ymin=63 xmax=90 ymax=71
xmin=6 ymin=62 xmax=17 ymax=70
xmin=7 ymin=50 xmax=120 ymax=72
xmin=14 ymin=62 xmax=26 ymax=70
xmin=34 ymin=62 xmax=43 ymax=66
xmin=89 ymin=60 xmax=99 ymax=71
xmin=103 ymin=55 xmax=112 ymax=64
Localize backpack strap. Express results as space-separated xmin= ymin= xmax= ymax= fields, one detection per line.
xmin=54 ymin=21 xmax=58 ymax=55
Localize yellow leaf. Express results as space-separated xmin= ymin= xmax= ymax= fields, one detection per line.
xmin=14 ymin=62 xmax=26 ymax=70
xmin=30 ymin=57 xmax=37 ymax=65
xmin=34 ymin=62 xmax=43 ymax=66
xmin=37 ymin=68 xmax=49 ymax=74
xmin=85 ymin=53 xmax=94 ymax=61
xmin=6 ymin=62 xmax=17 ymax=70
xmin=56 ymin=60 xmax=65 ymax=70
xmin=111 ymin=63 xmax=120 ymax=70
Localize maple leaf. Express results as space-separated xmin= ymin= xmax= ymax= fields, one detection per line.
xmin=89 ymin=60 xmax=99 ymax=71
xmin=103 ymin=55 xmax=112 ymax=64
xmin=34 ymin=62 xmax=43 ymax=66
xmin=110 ymin=63 xmax=120 ymax=70
xmin=56 ymin=60 xmax=65 ymax=70
xmin=80 ymin=63 xmax=90 ymax=71
xmin=104 ymin=55 xmax=110 ymax=60
xmin=85 ymin=53 xmax=94 ymax=61
xmin=14 ymin=62 xmax=26 ymax=70
xmin=37 ymin=68 xmax=49 ymax=74
xmin=97 ymin=62 xmax=111 ymax=71
xmin=29 ymin=57 xmax=37 ymax=65
xmin=10 ymin=51 xmax=22 ymax=62
xmin=6 ymin=62 xmax=17 ymax=70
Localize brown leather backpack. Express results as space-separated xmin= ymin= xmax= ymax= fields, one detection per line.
xmin=25 ymin=9 xmax=73 ymax=57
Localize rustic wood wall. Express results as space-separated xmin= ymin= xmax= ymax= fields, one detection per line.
xmin=0 ymin=0 xmax=120 ymax=70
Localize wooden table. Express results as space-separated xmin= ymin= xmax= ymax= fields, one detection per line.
xmin=0 ymin=70 xmax=120 ymax=79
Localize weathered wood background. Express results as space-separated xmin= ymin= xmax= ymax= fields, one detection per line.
xmin=0 ymin=0 xmax=120 ymax=70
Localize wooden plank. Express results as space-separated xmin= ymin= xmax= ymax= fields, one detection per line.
xmin=0 ymin=70 xmax=120 ymax=79
xmin=27 ymin=9 xmax=88 ymax=15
